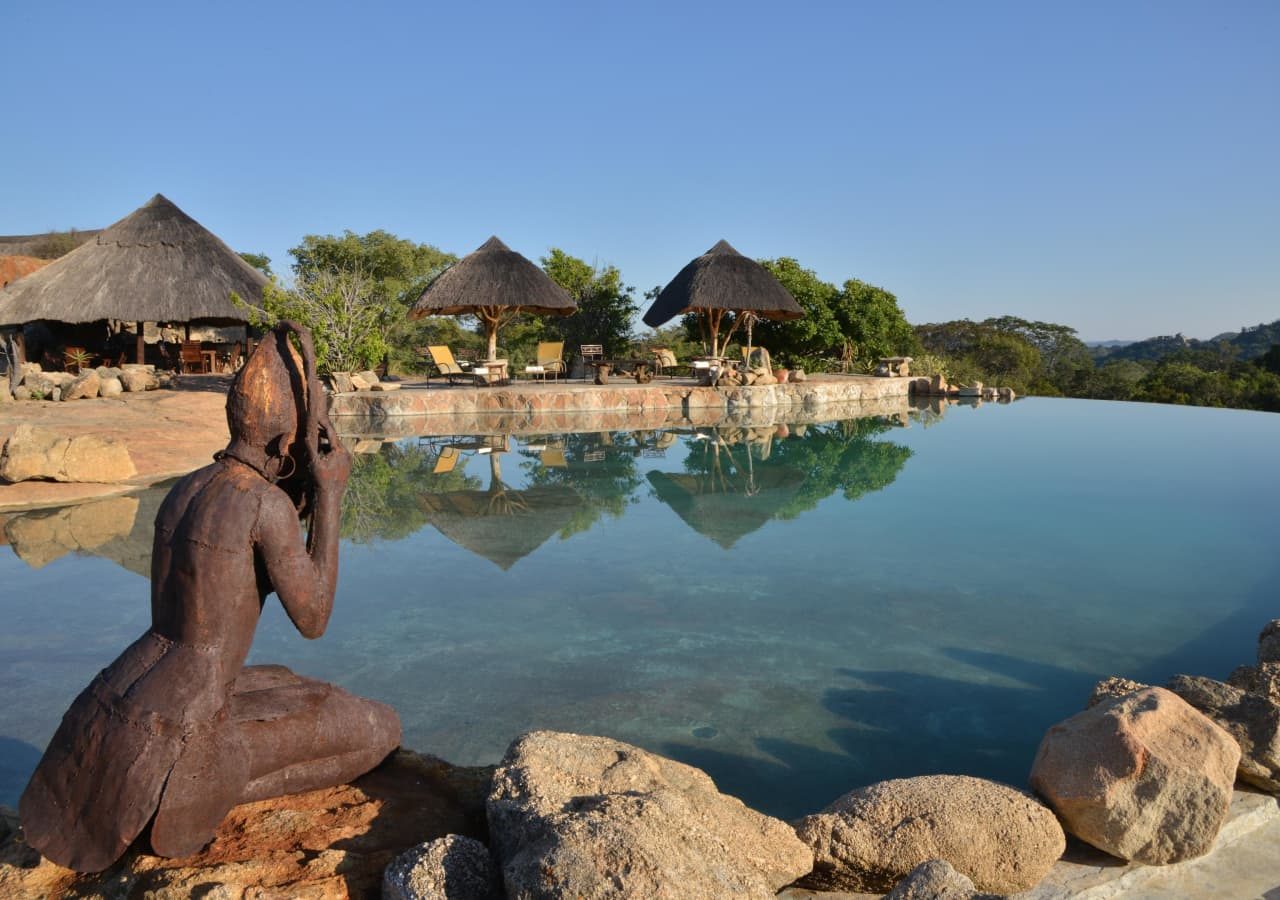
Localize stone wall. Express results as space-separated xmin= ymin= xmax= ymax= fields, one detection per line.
xmin=329 ymin=375 xmax=913 ymax=438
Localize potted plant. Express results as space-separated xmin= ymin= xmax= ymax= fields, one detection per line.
xmin=772 ymin=367 xmax=789 ymax=384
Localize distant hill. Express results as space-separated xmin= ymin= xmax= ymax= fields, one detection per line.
xmin=1091 ymin=319 xmax=1280 ymax=364
xmin=0 ymin=229 xmax=101 ymax=259
xmin=1085 ymin=340 xmax=1134 ymax=349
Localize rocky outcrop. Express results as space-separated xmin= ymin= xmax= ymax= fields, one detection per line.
xmin=0 ymin=424 xmax=136 ymax=483
xmin=1088 ymin=675 xmax=1148 ymax=707
xmin=0 ymin=749 xmax=492 ymax=900
xmin=384 ymin=835 xmax=503 ymax=900
xmin=1166 ymin=674 xmax=1280 ymax=792
xmin=100 ymin=375 xmax=124 ymax=397
xmin=62 ymin=369 xmax=101 ymax=400
xmin=1230 ymin=662 xmax=1280 ymax=705
xmin=793 ymin=774 xmax=1063 ymax=894
xmin=120 ymin=369 xmax=159 ymax=392
xmin=487 ymin=730 xmax=812 ymax=899
xmin=1030 ymin=687 xmax=1240 ymax=864
xmin=885 ymin=859 xmax=978 ymax=900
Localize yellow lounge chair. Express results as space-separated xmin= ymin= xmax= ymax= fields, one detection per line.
xmin=426 ymin=345 xmax=474 ymax=385
xmin=525 ymin=342 xmax=566 ymax=381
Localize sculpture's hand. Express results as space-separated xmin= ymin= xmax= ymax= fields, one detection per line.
xmin=312 ymin=442 xmax=352 ymax=493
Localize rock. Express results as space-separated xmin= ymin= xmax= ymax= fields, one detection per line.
xmin=370 ymin=381 xmax=401 ymax=391
xmin=1087 ymin=675 xmax=1149 ymax=707
xmin=22 ymin=372 xmax=57 ymax=397
xmin=998 ymin=387 xmax=1016 ymax=400
xmin=45 ymin=371 xmax=76 ymax=388
xmin=1166 ymin=674 xmax=1280 ymax=792
xmin=100 ymin=376 xmax=124 ymax=398
xmin=0 ymin=424 xmax=136 ymax=483
xmin=1259 ymin=620 xmax=1280 ymax=664
xmin=1229 ymin=662 xmax=1280 ymax=705
xmin=350 ymin=373 xmax=372 ymax=391
xmin=12 ymin=386 xmax=32 ymax=401
xmin=0 ymin=388 xmax=10 ymax=403
xmin=0 ymin=749 xmax=492 ymax=900
xmin=330 ymin=371 xmax=356 ymax=393
xmin=18 ymin=361 xmax=42 ymax=377
xmin=886 ymin=859 xmax=977 ymax=900
xmin=1029 ymin=687 xmax=1239 ymax=864
xmin=756 ymin=373 xmax=777 ymax=385
xmin=383 ymin=835 xmax=502 ymax=900
xmin=791 ymin=368 xmax=807 ymax=382
xmin=487 ymin=730 xmax=812 ymax=899
xmin=120 ymin=369 xmax=159 ymax=392
xmin=49 ymin=387 xmax=62 ymax=402
xmin=793 ymin=774 xmax=1063 ymax=894
xmin=62 ymin=370 xmax=101 ymax=400
xmin=95 ymin=366 xmax=124 ymax=380
xmin=930 ymin=374 xmax=948 ymax=395
xmin=356 ymin=369 xmax=381 ymax=386
xmin=4 ymin=496 xmax=140 ymax=569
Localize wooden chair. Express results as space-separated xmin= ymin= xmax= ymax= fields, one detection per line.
xmin=650 ymin=347 xmax=690 ymax=378
xmin=579 ymin=344 xmax=604 ymax=381
xmin=180 ymin=341 xmax=210 ymax=374
xmin=425 ymin=345 xmax=473 ymax=385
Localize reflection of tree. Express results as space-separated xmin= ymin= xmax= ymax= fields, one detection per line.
xmin=341 ymin=442 xmax=481 ymax=543
xmin=651 ymin=417 xmax=912 ymax=546
xmin=521 ymin=432 xmax=645 ymax=537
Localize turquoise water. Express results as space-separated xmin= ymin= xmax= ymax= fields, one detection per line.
xmin=2 ymin=398 xmax=1278 ymax=819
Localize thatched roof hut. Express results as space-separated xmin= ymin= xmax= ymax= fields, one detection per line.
xmin=409 ymin=236 xmax=575 ymax=360
xmin=0 ymin=194 xmax=265 ymax=328
xmin=642 ymin=239 xmax=802 ymax=357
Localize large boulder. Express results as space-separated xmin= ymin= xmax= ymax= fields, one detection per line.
xmin=384 ymin=835 xmax=502 ymax=900
xmin=487 ymin=730 xmax=812 ymax=899
xmin=0 ymin=425 xmax=136 ymax=483
xmin=1258 ymin=620 xmax=1280 ymax=664
xmin=1166 ymin=674 xmax=1280 ymax=792
xmin=99 ymin=376 xmax=124 ymax=398
xmin=62 ymin=370 xmax=100 ymax=400
xmin=793 ymin=775 xmax=1063 ymax=894
xmin=120 ymin=369 xmax=159 ymax=392
xmin=21 ymin=372 xmax=58 ymax=398
xmin=1087 ymin=675 xmax=1148 ymax=707
xmin=885 ymin=859 xmax=977 ymax=900
xmin=1029 ymin=687 xmax=1239 ymax=864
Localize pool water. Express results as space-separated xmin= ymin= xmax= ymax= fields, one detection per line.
xmin=2 ymin=398 xmax=1277 ymax=819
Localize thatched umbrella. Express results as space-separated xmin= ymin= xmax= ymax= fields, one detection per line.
xmin=0 ymin=194 xmax=266 ymax=363
xmin=646 ymin=463 xmax=805 ymax=550
xmin=408 ymin=236 xmax=575 ymax=362
xmin=642 ymin=239 xmax=802 ymax=360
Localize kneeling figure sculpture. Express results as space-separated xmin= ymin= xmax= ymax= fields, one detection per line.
xmin=20 ymin=322 xmax=401 ymax=873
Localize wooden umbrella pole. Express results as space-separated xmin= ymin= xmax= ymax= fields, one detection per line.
xmin=135 ymin=321 xmax=145 ymax=365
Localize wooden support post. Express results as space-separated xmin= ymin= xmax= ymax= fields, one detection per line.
xmin=136 ymin=321 xmax=145 ymax=365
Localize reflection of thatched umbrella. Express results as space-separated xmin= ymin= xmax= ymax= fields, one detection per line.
xmin=646 ymin=463 xmax=805 ymax=550
xmin=642 ymin=240 xmax=802 ymax=359
xmin=416 ymin=483 xmax=580 ymax=570
xmin=408 ymin=236 xmax=576 ymax=362
xmin=0 ymin=195 xmax=265 ymax=362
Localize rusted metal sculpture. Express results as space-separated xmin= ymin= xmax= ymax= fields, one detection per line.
xmin=20 ymin=322 xmax=401 ymax=873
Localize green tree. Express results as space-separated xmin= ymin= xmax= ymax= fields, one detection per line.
xmin=238 ymin=252 xmax=273 ymax=277
xmin=540 ymin=249 xmax=638 ymax=357
xmin=833 ymin=278 xmax=920 ymax=364
xmin=241 ymin=268 xmax=391 ymax=374
xmin=752 ymin=258 xmax=842 ymax=364
xmin=290 ymin=230 xmax=457 ymax=373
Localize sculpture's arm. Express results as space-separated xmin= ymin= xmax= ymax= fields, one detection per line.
xmin=255 ymin=479 xmax=344 ymax=639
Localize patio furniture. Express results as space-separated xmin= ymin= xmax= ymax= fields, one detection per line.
xmin=433 ymin=445 xmax=461 ymax=474
xmin=524 ymin=341 xmax=566 ymax=381
xmin=579 ymin=344 xmax=604 ymax=380
xmin=589 ymin=358 xmax=654 ymax=384
xmin=424 ymin=345 xmax=474 ymax=385
xmin=876 ymin=356 xmax=913 ymax=377
xmin=650 ymin=347 xmax=690 ymax=378
xmin=472 ymin=359 xmax=509 ymax=386
xmin=180 ymin=341 xmax=211 ymax=374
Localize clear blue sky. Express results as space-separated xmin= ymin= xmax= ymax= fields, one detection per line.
xmin=2 ymin=1 xmax=1276 ymax=340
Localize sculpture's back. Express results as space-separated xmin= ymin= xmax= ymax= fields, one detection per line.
xmin=20 ymin=323 xmax=401 ymax=873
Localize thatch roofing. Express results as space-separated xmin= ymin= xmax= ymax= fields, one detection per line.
xmin=416 ymin=484 xmax=581 ymax=569
xmin=409 ymin=236 xmax=575 ymax=318
xmin=0 ymin=194 xmax=266 ymax=327
xmin=646 ymin=464 xmax=805 ymax=550
xmin=642 ymin=239 xmax=803 ymax=328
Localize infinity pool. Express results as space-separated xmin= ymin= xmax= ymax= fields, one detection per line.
xmin=2 ymin=398 xmax=1277 ymax=818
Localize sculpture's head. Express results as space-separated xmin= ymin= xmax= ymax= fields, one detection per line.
xmin=224 ymin=324 xmax=313 ymax=499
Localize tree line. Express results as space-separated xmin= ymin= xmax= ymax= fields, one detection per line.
xmin=236 ymin=231 xmax=1279 ymax=413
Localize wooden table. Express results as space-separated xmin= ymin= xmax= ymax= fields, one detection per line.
xmin=201 ymin=350 xmax=218 ymax=373
xmin=471 ymin=359 xmax=509 ymax=386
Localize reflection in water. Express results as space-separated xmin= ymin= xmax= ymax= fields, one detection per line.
xmin=1 ymin=489 xmax=165 ymax=577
